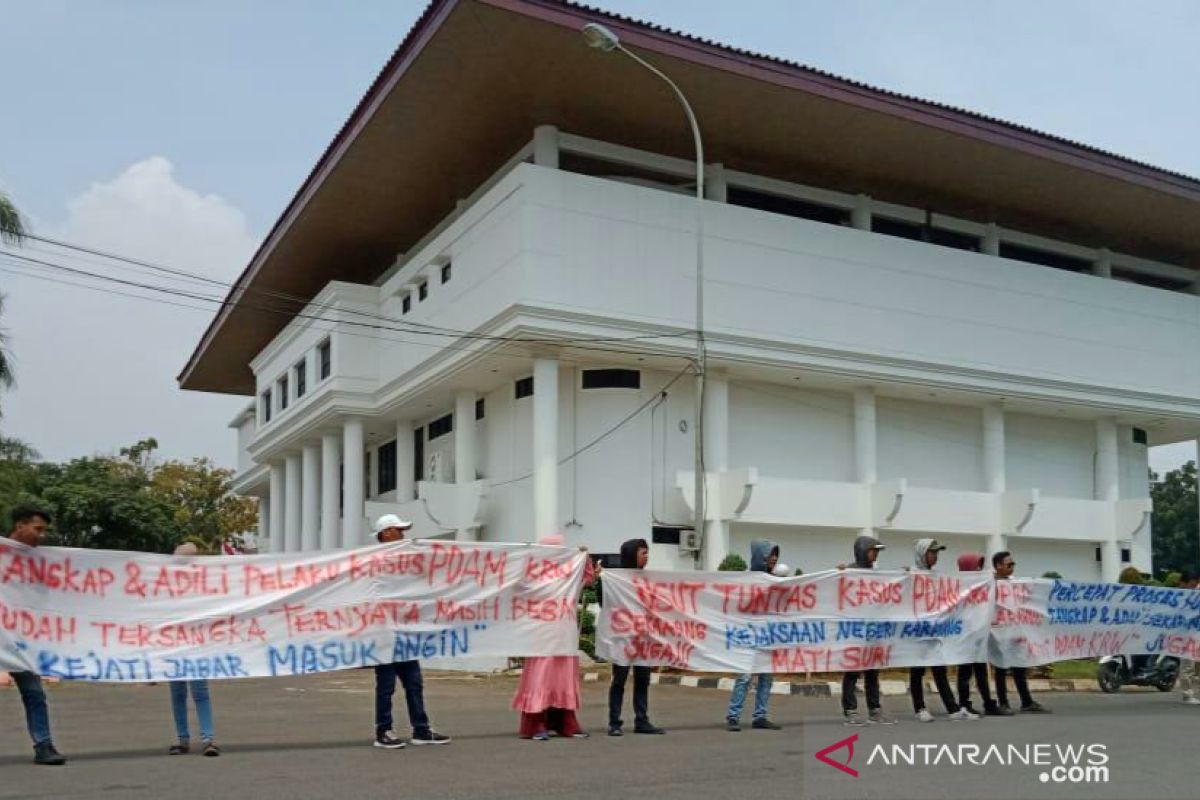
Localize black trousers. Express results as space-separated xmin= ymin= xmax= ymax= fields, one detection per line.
xmin=993 ymin=666 xmax=1034 ymax=708
xmin=956 ymin=662 xmax=994 ymax=710
xmin=841 ymin=670 xmax=881 ymax=712
xmin=910 ymin=665 xmax=960 ymax=714
xmin=609 ymin=665 xmax=651 ymax=729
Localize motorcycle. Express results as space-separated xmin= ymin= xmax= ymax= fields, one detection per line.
xmin=1096 ymin=653 xmax=1179 ymax=693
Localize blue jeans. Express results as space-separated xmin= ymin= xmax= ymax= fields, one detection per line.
xmin=727 ymin=673 xmax=773 ymax=722
xmin=12 ymin=671 xmax=52 ymax=745
xmin=375 ymin=661 xmax=430 ymax=736
xmin=169 ymin=680 xmax=214 ymax=742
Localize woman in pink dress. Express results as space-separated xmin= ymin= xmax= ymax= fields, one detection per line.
xmin=512 ymin=534 xmax=595 ymax=740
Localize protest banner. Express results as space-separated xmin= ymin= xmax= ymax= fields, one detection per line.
xmin=990 ymin=578 xmax=1200 ymax=668
xmin=0 ymin=539 xmax=584 ymax=682
xmin=595 ymin=568 xmax=994 ymax=672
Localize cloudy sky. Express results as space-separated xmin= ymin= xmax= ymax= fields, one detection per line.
xmin=1 ymin=0 xmax=1197 ymax=473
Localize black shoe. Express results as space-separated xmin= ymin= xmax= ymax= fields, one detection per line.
xmin=726 ymin=719 xmax=741 ymax=732
xmin=985 ymin=704 xmax=1014 ymax=717
xmin=1021 ymin=702 xmax=1051 ymax=714
xmin=607 ymin=726 xmax=623 ymax=737
xmin=752 ymin=718 xmax=782 ymax=730
xmin=373 ymin=729 xmax=406 ymax=749
xmin=634 ymin=724 xmax=666 ymax=735
xmin=411 ymin=730 xmax=451 ymax=745
xmin=34 ymin=742 xmax=66 ymax=766
xmin=201 ymin=741 xmax=221 ymax=757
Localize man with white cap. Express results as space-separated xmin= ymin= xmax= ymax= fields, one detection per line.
xmin=370 ymin=514 xmax=452 ymax=749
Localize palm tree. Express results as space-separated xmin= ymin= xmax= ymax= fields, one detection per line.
xmin=0 ymin=191 xmax=24 ymax=399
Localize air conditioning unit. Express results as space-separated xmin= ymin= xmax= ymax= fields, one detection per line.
xmin=679 ymin=530 xmax=700 ymax=553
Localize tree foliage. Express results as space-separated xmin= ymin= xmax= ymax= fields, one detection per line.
xmin=1151 ymin=461 xmax=1199 ymax=577
xmin=718 ymin=553 xmax=748 ymax=571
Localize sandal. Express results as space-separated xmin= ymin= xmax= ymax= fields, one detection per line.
xmin=168 ymin=742 xmax=189 ymax=755
xmin=202 ymin=742 xmax=221 ymax=757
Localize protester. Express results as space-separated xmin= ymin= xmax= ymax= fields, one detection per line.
xmin=1118 ymin=566 xmax=1154 ymax=678
xmin=909 ymin=539 xmax=978 ymax=722
xmin=840 ymin=535 xmax=896 ymax=726
xmin=597 ymin=538 xmax=665 ymax=736
xmin=955 ymin=552 xmax=998 ymax=717
xmin=512 ymin=534 xmax=595 ymax=740
xmin=167 ymin=542 xmax=221 ymax=756
xmin=3 ymin=506 xmax=67 ymax=765
xmin=1177 ymin=572 xmax=1200 ymax=706
xmin=725 ymin=539 xmax=784 ymax=732
xmin=990 ymin=551 xmax=1050 ymax=714
xmin=371 ymin=514 xmax=451 ymax=748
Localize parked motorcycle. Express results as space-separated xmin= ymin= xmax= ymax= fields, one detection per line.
xmin=1097 ymin=653 xmax=1179 ymax=693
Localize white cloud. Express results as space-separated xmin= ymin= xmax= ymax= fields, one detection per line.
xmin=1 ymin=156 xmax=258 ymax=467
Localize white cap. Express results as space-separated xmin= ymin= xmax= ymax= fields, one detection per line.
xmin=772 ymin=563 xmax=791 ymax=577
xmin=373 ymin=514 xmax=413 ymax=538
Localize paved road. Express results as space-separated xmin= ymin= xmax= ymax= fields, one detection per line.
xmin=0 ymin=671 xmax=1190 ymax=800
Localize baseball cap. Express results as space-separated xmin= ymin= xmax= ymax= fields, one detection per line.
xmin=373 ymin=514 xmax=413 ymax=538
xmin=927 ymin=540 xmax=947 ymax=552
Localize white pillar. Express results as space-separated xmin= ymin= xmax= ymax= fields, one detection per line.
xmin=454 ymin=392 xmax=478 ymax=542
xmin=301 ymin=442 xmax=320 ymax=551
xmin=851 ymin=195 xmax=871 ymax=231
xmin=1096 ymin=419 xmax=1122 ymax=582
xmin=533 ymin=125 xmax=559 ymax=169
xmin=982 ymin=223 xmax=1001 ymax=256
xmin=343 ymin=417 xmax=366 ymax=548
xmin=854 ymin=388 xmax=877 ymax=484
xmin=705 ymin=163 xmax=728 ymax=202
xmin=269 ymin=462 xmax=285 ymax=553
xmin=284 ymin=452 xmax=302 ymax=553
xmin=532 ymin=358 xmax=560 ymax=540
xmin=1092 ymin=247 xmax=1113 ymax=279
xmin=257 ymin=497 xmax=268 ymax=554
xmin=702 ymin=376 xmax=730 ymax=571
xmin=984 ymin=404 xmax=1007 ymax=556
xmin=321 ymin=432 xmax=340 ymax=550
xmin=396 ymin=419 xmax=415 ymax=502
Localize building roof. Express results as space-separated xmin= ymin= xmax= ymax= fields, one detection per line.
xmin=180 ymin=0 xmax=1200 ymax=395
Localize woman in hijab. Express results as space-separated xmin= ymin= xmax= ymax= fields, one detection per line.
xmin=511 ymin=534 xmax=595 ymax=740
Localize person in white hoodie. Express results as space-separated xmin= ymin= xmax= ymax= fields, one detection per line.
xmin=908 ymin=539 xmax=978 ymax=722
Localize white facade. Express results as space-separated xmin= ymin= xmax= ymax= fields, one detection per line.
xmin=225 ymin=129 xmax=1200 ymax=582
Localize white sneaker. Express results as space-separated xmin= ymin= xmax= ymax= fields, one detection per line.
xmin=1182 ymin=692 xmax=1200 ymax=706
xmin=949 ymin=707 xmax=980 ymax=721
xmin=915 ymin=709 xmax=935 ymax=723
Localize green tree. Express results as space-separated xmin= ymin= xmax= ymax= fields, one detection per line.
xmin=718 ymin=553 xmax=747 ymax=571
xmin=150 ymin=457 xmax=257 ymax=554
xmin=1151 ymin=461 xmax=1199 ymax=576
xmin=0 ymin=435 xmax=41 ymax=530
xmin=0 ymin=192 xmax=24 ymax=244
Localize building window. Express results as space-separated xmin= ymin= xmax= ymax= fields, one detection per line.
xmin=582 ymin=368 xmax=641 ymax=390
xmin=428 ymin=413 xmax=453 ymax=441
xmin=261 ymin=389 xmax=272 ymax=423
xmin=278 ymin=376 xmax=289 ymax=411
xmin=377 ymin=440 xmax=397 ymax=495
xmin=1132 ymin=428 xmax=1148 ymax=446
xmin=418 ymin=282 xmax=428 ymax=302
xmin=475 ymin=398 xmax=485 ymax=420
xmin=402 ymin=295 xmax=411 ymax=315
xmin=999 ymin=242 xmax=1090 ymax=274
xmin=414 ymin=427 xmax=425 ymax=482
xmin=1121 ymin=547 xmax=1132 ymax=563
xmin=318 ymin=339 xmax=331 ymax=380
xmin=515 ymin=376 xmax=534 ymax=399
xmin=295 ymin=359 xmax=307 ymax=397
xmin=441 ymin=262 xmax=452 ymax=284
xmin=727 ymin=187 xmax=850 ymax=226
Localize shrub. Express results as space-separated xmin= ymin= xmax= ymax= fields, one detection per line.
xmin=718 ymin=553 xmax=747 ymax=571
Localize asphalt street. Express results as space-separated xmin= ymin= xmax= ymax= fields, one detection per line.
xmin=1 ymin=671 xmax=1193 ymax=800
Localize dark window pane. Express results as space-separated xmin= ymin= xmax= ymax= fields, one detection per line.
xmin=295 ymin=360 xmax=307 ymax=397
xmin=414 ymin=427 xmax=425 ymax=482
xmin=402 ymin=295 xmax=411 ymax=314
xmin=418 ymin=282 xmax=428 ymax=301
xmin=377 ymin=440 xmax=397 ymax=494
xmin=475 ymin=398 xmax=485 ymax=420
xmin=428 ymin=413 xmax=454 ymax=441
xmin=515 ymin=376 xmax=534 ymax=399
xmin=999 ymin=242 xmax=1090 ymax=273
xmin=441 ymin=262 xmax=452 ymax=284
xmin=278 ymin=377 xmax=289 ymax=410
xmin=318 ymin=340 xmax=331 ymax=379
xmin=727 ymin=187 xmax=850 ymax=226
xmin=582 ymin=368 xmax=641 ymax=390
xmin=262 ymin=390 xmax=272 ymax=423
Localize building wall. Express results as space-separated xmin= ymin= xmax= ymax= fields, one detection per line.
xmin=877 ymin=398 xmax=984 ymax=491
xmin=728 ymin=384 xmax=854 ymax=482
xmin=1005 ymin=414 xmax=1095 ymax=499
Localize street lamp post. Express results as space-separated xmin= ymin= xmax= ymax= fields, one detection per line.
xmin=582 ymin=22 xmax=708 ymax=565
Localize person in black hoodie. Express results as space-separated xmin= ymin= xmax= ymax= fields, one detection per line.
xmin=597 ymin=538 xmax=665 ymax=736
xmin=840 ymin=535 xmax=897 ymax=726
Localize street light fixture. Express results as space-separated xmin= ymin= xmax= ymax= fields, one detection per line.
xmin=582 ymin=22 xmax=709 ymax=566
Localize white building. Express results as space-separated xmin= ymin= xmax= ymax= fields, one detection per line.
xmin=182 ymin=0 xmax=1200 ymax=583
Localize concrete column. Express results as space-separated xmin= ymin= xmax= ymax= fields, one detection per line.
xmin=396 ymin=419 xmax=415 ymax=502
xmin=1096 ymin=419 xmax=1122 ymax=582
xmin=851 ymin=195 xmax=872 ymax=231
xmin=982 ymin=223 xmax=1001 ymax=256
xmin=284 ymin=452 xmax=302 ymax=553
xmin=702 ymin=376 xmax=730 ymax=571
xmin=1092 ymin=248 xmax=1113 ymax=279
xmin=269 ymin=462 xmax=285 ymax=553
xmin=343 ymin=417 xmax=366 ymax=548
xmin=983 ymin=404 xmax=1007 ymax=556
xmin=533 ymin=125 xmax=559 ymax=169
xmin=454 ymin=392 xmax=479 ymax=542
xmin=301 ymin=442 xmax=320 ymax=551
xmin=257 ymin=497 xmax=268 ymax=554
xmin=854 ymin=388 xmax=877 ymax=484
xmin=705 ymin=163 xmax=727 ymax=202
xmin=532 ymin=358 xmax=560 ymax=541
xmin=321 ymin=432 xmax=340 ymax=550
